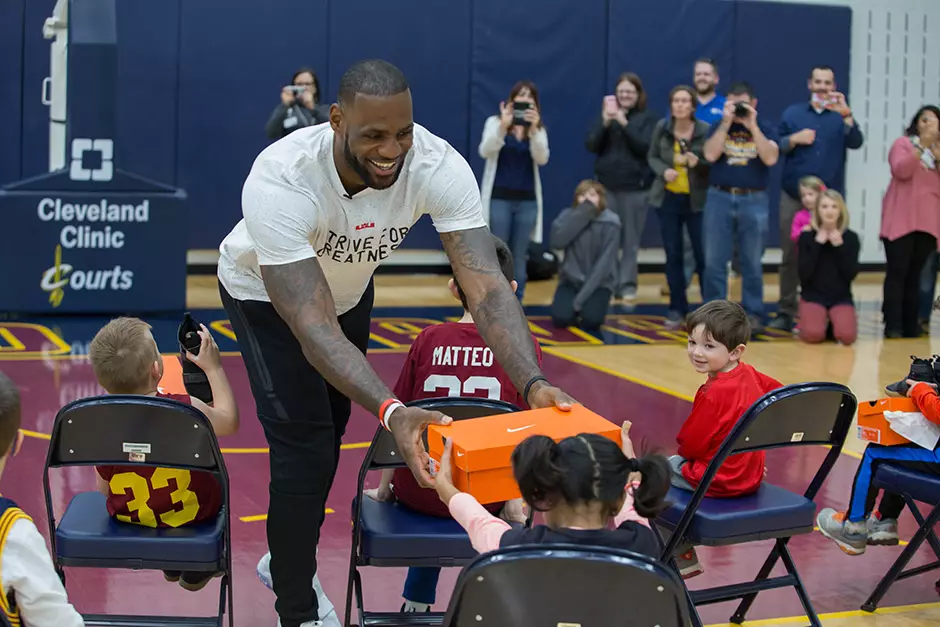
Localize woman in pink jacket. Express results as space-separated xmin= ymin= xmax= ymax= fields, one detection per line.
xmin=881 ymin=105 xmax=940 ymax=338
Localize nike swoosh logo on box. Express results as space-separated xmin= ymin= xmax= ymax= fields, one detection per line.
xmin=457 ymin=451 xmax=465 ymax=457
xmin=507 ymin=425 xmax=535 ymax=433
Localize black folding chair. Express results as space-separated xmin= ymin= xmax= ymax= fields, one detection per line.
xmin=861 ymin=463 xmax=940 ymax=612
xmin=42 ymin=395 xmax=233 ymax=627
xmin=442 ymin=543 xmax=690 ymax=627
xmin=655 ymin=382 xmax=857 ymax=627
xmin=345 ymin=397 xmax=520 ymax=627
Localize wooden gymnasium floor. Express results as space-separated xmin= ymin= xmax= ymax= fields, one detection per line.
xmin=2 ymin=270 xmax=940 ymax=626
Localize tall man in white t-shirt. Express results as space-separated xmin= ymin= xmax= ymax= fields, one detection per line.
xmin=217 ymin=60 xmax=574 ymax=627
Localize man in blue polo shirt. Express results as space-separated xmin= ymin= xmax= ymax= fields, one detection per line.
xmin=702 ymin=82 xmax=779 ymax=329
xmin=768 ymin=65 xmax=864 ymax=331
xmin=694 ymin=58 xmax=726 ymax=126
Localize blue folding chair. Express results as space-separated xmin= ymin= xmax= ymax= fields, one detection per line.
xmin=42 ymin=395 xmax=233 ymax=627
xmin=345 ymin=397 xmax=520 ymax=627
xmin=655 ymin=382 xmax=857 ymax=627
xmin=861 ymin=463 xmax=940 ymax=612
xmin=442 ymin=543 xmax=690 ymax=627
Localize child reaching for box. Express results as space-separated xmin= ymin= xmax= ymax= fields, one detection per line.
xmin=817 ymin=376 xmax=940 ymax=555
xmin=88 ymin=317 xmax=239 ymax=592
xmin=432 ymin=422 xmax=669 ymax=556
xmin=670 ymin=300 xmax=782 ymax=578
xmin=362 ymin=235 xmax=538 ymax=613
xmin=0 ymin=373 xmax=84 ymax=626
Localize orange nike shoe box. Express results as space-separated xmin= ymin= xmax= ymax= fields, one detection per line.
xmin=857 ymin=398 xmax=915 ymax=446
xmin=158 ymin=355 xmax=187 ymax=396
xmin=427 ymin=405 xmax=622 ymax=504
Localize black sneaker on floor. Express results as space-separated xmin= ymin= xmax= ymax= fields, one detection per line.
xmin=885 ymin=355 xmax=936 ymax=397
xmin=178 ymin=312 xmax=213 ymax=403
xmin=767 ymin=314 xmax=793 ymax=331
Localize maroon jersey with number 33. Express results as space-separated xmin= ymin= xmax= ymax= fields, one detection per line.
xmin=96 ymin=392 xmax=222 ymax=528
xmin=391 ymin=322 xmax=542 ymax=516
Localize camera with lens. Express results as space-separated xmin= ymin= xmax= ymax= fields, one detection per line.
xmin=287 ymin=85 xmax=307 ymax=97
xmin=734 ymin=102 xmax=749 ymax=118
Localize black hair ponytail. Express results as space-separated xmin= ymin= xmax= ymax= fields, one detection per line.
xmin=512 ymin=435 xmax=563 ymax=511
xmin=628 ymin=454 xmax=671 ymax=519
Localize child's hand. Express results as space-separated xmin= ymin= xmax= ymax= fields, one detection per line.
xmin=621 ymin=421 xmax=636 ymax=459
xmin=364 ymin=486 xmax=395 ymax=502
xmin=186 ymin=324 xmax=222 ymax=373
xmin=438 ymin=438 xmax=455 ymax=487
xmin=500 ymin=498 xmax=528 ymax=525
xmin=905 ymin=379 xmax=938 ymax=397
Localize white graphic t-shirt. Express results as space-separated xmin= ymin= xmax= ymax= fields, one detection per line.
xmin=218 ymin=123 xmax=487 ymax=314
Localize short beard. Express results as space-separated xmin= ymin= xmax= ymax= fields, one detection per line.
xmin=695 ymin=84 xmax=713 ymax=96
xmin=343 ymin=135 xmax=403 ymax=191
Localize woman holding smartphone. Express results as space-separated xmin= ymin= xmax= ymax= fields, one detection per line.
xmin=479 ymin=80 xmax=550 ymax=302
xmin=647 ymin=85 xmax=711 ymax=330
xmin=586 ymin=73 xmax=659 ymax=301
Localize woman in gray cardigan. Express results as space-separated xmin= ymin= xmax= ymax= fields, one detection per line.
xmin=647 ymin=85 xmax=712 ymax=329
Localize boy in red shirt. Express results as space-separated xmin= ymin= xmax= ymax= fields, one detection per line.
xmin=89 ymin=317 xmax=239 ymax=591
xmin=817 ymin=373 xmax=940 ymax=555
xmin=670 ymin=300 xmax=782 ymax=577
xmin=364 ymin=235 xmax=539 ymax=612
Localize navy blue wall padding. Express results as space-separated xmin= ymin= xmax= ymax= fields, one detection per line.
xmin=176 ymin=0 xmax=330 ymax=251
xmin=0 ymin=0 xmax=24 ymax=185
xmin=607 ymin=0 xmax=737 ymax=248
xmin=4 ymin=0 xmax=853 ymax=251
xmin=470 ymin=0 xmax=608 ymax=236
xmin=115 ymin=0 xmax=180 ymax=186
xmin=325 ymin=0 xmax=474 ymax=254
xmin=732 ymin=1 xmax=852 ymax=247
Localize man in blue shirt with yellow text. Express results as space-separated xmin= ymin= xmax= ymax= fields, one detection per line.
xmin=702 ymin=82 xmax=780 ymax=330
xmin=768 ymin=65 xmax=863 ymax=331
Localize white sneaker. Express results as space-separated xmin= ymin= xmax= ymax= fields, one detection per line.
xmin=260 ymin=552 xmax=340 ymax=627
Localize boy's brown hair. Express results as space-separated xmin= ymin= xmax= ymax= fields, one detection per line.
xmin=89 ymin=317 xmax=161 ymax=394
xmin=685 ymin=300 xmax=751 ymax=350
xmin=572 ymin=180 xmax=607 ymax=211
xmin=0 ymin=372 xmax=21 ymax=456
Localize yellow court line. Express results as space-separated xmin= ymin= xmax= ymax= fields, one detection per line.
xmin=240 ymin=509 xmax=334 ymax=523
xmin=704 ymin=600 xmax=940 ymax=626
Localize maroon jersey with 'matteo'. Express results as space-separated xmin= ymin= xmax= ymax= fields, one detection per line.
xmin=96 ymin=392 xmax=222 ymax=528
xmin=391 ymin=322 xmax=542 ymax=516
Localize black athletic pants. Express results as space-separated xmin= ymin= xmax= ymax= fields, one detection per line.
xmin=220 ymin=279 xmax=374 ymax=627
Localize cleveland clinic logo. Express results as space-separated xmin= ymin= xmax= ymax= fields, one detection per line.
xmin=40 ymin=244 xmax=134 ymax=307
xmin=69 ymin=138 xmax=113 ymax=182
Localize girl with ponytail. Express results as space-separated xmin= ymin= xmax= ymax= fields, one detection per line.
xmin=433 ymin=421 xmax=671 ymax=556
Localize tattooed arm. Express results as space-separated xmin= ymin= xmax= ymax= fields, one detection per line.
xmin=440 ymin=227 xmax=575 ymax=408
xmin=261 ymin=258 xmax=449 ymax=485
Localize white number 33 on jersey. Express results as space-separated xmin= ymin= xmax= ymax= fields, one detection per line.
xmin=423 ymin=374 xmax=501 ymax=400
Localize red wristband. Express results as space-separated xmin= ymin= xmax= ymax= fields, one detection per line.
xmin=378 ymin=398 xmax=402 ymax=431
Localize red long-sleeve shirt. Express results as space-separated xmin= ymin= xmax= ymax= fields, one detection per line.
xmin=910 ymin=383 xmax=940 ymax=425
xmin=677 ymin=363 xmax=782 ymax=497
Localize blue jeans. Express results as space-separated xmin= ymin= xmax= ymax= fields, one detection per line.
xmin=488 ymin=198 xmax=538 ymax=300
xmin=658 ymin=192 xmax=704 ymax=316
xmin=919 ymin=250 xmax=938 ymax=322
xmin=403 ymin=567 xmax=440 ymax=605
xmin=702 ymin=188 xmax=768 ymax=319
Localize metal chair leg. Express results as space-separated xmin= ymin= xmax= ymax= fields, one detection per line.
xmin=778 ymin=540 xmax=822 ymax=627
xmin=729 ymin=540 xmax=783 ymax=623
xmin=862 ymin=502 xmax=940 ymax=612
